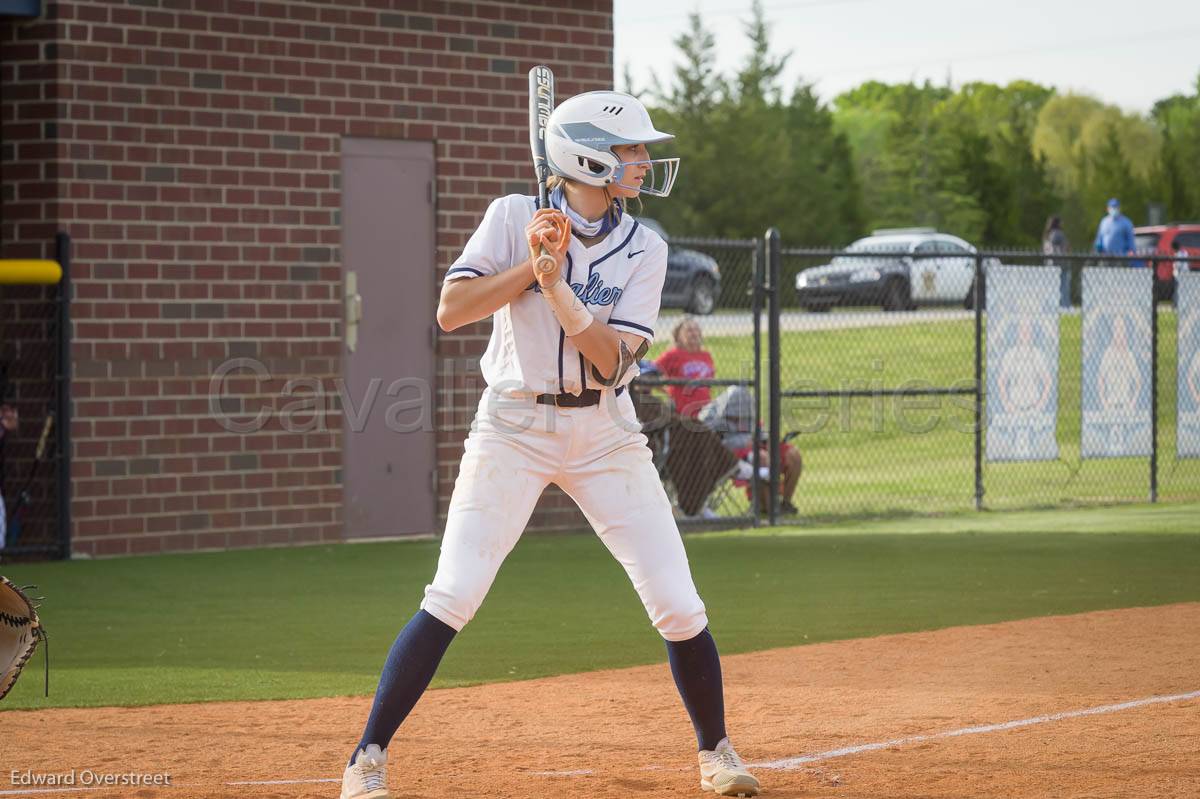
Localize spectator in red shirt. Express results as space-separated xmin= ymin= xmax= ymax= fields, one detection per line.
xmin=655 ymin=318 xmax=715 ymax=418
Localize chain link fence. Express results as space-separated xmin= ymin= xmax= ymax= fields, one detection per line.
xmin=979 ymin=250 xmax=1198 ymax=511
xmin=779 ymin=241 xmax=979 ymax=521
xmin=0 ymin=234 xmax=71 ymax=560
xmin=634 ymin=226 xmax=1200 ymax=525
xmin=631 ymin=235 xmax=766 ymax=527
xmin=2 ymin=229 xmax=1194 ymax=555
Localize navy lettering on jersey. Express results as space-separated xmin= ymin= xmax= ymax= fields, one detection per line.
xmin=572 ymin=273 xmax=624 ymax=307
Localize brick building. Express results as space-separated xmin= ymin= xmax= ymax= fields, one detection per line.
xmin=1 ymin=0 xmax=614 ymax=557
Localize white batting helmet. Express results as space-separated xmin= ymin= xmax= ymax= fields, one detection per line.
xmin=545 ymin=91 xmax=680 ymax=197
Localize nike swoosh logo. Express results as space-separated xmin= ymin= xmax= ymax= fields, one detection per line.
xmin=627 ymin=249 xmax=645 ymax=259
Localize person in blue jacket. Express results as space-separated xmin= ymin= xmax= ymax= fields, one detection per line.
xmin=1094 ymin=198 xmax=1136 ymax=260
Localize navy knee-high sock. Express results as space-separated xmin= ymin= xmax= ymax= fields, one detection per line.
xmin=665 ymin=628 xmax=727 ymax=751
xmin=351 ymin=609 xmax=457 ymax=765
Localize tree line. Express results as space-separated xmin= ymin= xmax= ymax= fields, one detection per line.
xmin=630 ymin=3 xmax=1200 ymax=251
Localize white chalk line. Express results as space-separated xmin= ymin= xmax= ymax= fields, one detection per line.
xmin=756 ymin=689 xmax=1200 ymax=770
xmin=525 ymin=688 xmax=1200 ymax=779
xmin=2 ymin=690 xmax=1194 ymax=795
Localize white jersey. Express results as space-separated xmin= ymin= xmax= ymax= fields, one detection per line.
xmin=445 ymin=193 xmax=669 ymax=396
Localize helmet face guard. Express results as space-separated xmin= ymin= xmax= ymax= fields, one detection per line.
xmin=544 ymin=91 xmax=681 ymax=199
xmin=613 ymin=157 xmax=679 ymax=198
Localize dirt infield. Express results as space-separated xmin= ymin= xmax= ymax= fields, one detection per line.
xmin=4 ymin=603 xmax=1198 ymax=799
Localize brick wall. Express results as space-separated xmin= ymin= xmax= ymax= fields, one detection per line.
xmin=0 ymin=0 xmax=613 ymax=557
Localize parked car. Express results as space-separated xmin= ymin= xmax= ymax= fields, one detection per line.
xmin=639 ymin=218 xmax=721 ymax=315
xmin=1133 ymin=223 xmax=1200 ymax=301
xmin=795 ymin=228 xmax=987 ymax=312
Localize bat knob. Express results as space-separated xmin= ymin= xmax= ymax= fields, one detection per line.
xmin=535 ymin=252 xmax=557 ymax=274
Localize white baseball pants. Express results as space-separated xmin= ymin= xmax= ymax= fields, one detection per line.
xmin=420 ymin=387 xmax=709 ymax=642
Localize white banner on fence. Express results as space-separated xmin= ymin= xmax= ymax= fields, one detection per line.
xmin=1178 ymin=270 xmax=1200 ymax=459
xmin=986 ymin=266 xmax=1060 ymax=462
xmin=1081 ymin=268 xmax=1153 ymax=458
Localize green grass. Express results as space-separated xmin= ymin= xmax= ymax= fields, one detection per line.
xmin=649 ymin=311 xmax=1200 ymax=518
xmin=701 ymin=501 xmax=1200 ymax=536
xmin=3 ymin=503 xmax=1198 ymax=710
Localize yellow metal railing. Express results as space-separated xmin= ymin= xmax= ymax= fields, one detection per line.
xmin=0 ymin=260 xmax=63 ymax=285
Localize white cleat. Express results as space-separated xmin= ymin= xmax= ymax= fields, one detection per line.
xmin=698 ymin=737 xmax=761 ymax=797
xmin=340 ymin=744 xmax=390 ymax=799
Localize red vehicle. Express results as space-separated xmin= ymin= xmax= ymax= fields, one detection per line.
xmin=1134 ymin=223 xmax=1200 ymax=301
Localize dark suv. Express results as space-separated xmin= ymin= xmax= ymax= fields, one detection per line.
xmin=1134 ymin=224 xmax=1200 ymax=301
xmin=639 ymin=218 xmax=722 ymax=315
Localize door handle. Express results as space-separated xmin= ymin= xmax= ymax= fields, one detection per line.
xmin=345 ymin=270 xmax=364 ymax=352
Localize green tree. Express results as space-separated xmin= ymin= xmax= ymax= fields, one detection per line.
xmin=944 ymin=80 xmax=1055 ymax=141
xmin=951 ymin=125 xmax=1013 ymax=244
xmin=645 ymin=1 xmax=861 ymax=244
xmin=635 ymin=10 xmax=1189 ymax=251
xmin=831 ymin=80 xmax=1060 ymax=246
xmin=731 ymin=0 xmax=788 ymax=106
xmin=834 ymin=81 xmax=948 ymax=235
xmin=652 ymin=10 xmax=722 ymax=118
xmin=1150 ymin=72 xmax=1200 ymax=222
xmin=835 ymin=81 xmax=994 ymax=240
xmin=643 ymin=11 xmax=722 ymax=236
xmin=941 ymin=86 xmax=1060 ymax=246
xmin=994 ymin=116 xmax=1061 ymax=247
xmin=1084 ymin=124 xmax=1150 ymax=229
xmin=1032 ymin=93 xmax=1106 ymax=193
xmin=1033 ymin=93 xmax=1160 ymax=244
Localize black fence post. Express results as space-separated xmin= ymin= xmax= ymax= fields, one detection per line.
xmin=55 ymin=231 xmax=72 ymax=559
xmin=973 ymin=251 xmax=984 ymax=511
xmin=1150 ymin=282 xmax=1158 ymax=503
xmin=751 ymin=235 xmax=765 ymax=528
xmin=765 ymin=228 xmax=781 ymax=525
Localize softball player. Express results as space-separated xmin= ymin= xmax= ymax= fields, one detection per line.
xmin=341 ymin=91 xmax=760 ymax=799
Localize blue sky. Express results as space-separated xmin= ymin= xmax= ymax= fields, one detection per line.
xmin=614 ymin=0 xmax=1200 ymax=113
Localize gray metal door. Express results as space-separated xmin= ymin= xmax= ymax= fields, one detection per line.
xmin=341 ymin=138 xmax=436 ymax=538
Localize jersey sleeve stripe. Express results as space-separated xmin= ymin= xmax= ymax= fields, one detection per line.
xmin=587 ymin=220 xmax=641 ymax=269
xmin=608 ymin=318 xmax=654 ymax=336
xmin=446 ymin=265 xmax=485 ymax=278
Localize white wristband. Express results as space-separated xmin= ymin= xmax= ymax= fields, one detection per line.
xmin=542 ymin=278 xmax=593 ymax=337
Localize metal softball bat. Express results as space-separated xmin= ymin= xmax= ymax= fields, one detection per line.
xmin=528 ymin=64 xmax=558 ymax=275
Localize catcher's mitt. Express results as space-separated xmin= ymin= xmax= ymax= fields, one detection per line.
xmin=0 ymin=575 xmax=47 ymax=700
